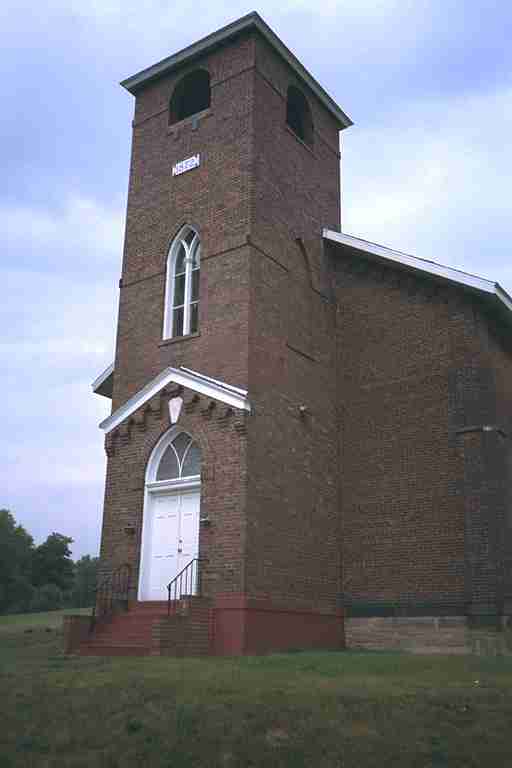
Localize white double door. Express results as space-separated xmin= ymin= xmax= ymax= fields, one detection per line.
xmin=141 ymin=488 xmax=200 ymax=601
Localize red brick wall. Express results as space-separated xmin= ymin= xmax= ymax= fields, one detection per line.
xmin=456 ymin=309 xmax=512 ymax=619
xmin=99 ymin=388 xmax=248 ymax=599
xmin=243 ymin=36 xmax=342 ymax=613
xmin=331 ymin=245 xmax=470 ymax=615
xmin=105 ymin=28 xmax=346 ymax=622
xmin=331 ymin=244 xmax=512 ymax=625
xmin=112 ymin=33 xmax=257 ymax=410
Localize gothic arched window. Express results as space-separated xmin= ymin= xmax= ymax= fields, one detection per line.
xmin=163 ymin=226 xmax=200 ymax=339
xmin=155 ymin=432 xmax=201 ymax=482
xmin=169 ymin=70 xmax=211 ymax=125
xmin=286 ymin=86 xmax=313 ymax=147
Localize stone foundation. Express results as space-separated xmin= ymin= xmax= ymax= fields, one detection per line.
xmin=346 ymin=616 xmax=512 ymax=655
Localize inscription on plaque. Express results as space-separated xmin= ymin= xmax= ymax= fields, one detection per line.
xmin=172 ymin=154 xmax=201 ymax=177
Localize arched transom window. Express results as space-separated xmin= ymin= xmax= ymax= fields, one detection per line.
xmin=163 ymin=226 xmax=200 ymax=339
xmin=156 ymin=432 xmax=201 ymax=482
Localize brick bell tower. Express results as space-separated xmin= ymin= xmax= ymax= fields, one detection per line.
xmin=90 ymin=12 xmax=353 ymax=656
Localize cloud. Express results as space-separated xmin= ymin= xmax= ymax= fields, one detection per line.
xmin=2 ymin=196 xmax=124 ymax=276
xmin=1 ymin=193 xmax=119 ymax=556
xmin=343 ymin=84 xmax=512 ymax=289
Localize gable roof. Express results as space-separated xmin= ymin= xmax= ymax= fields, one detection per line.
xmin=98 ymin=366 xmax=251 ymax=435
xmin=323 ymin=229 xmax=512 ymax=322
xmin=120 ymin=11 xmax=352 ymax=130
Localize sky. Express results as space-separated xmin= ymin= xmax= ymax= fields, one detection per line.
xmin=2 ymin=0 xmax=511 ymax=558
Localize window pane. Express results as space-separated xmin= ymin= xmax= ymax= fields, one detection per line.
xmin=174 ymin=273 xmax=185 ymax=306
xmin=185 ymin=230 xmax=195 ymax=246
xmin=182 ymin=442 xmax=201 ymax=477
xmin=156 ymin=445 xmax=179 ymax=480
xmin=172 ymin=306 xmax=184 ymax=337
xmin=191 ymin=270 xmax=200 ymax=302
xmin=175 ymin=243 xmax=186 ymax=275
xmin=190 ymin=302 xmax=199 ymax=334
xmin=172 ymin=433 xmax=191 ymax=464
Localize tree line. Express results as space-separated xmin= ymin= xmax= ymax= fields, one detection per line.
xmin=0 ymin=509 xmax=99 ymax=615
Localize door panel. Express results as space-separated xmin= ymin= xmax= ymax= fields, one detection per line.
xmin=149 ymin=494 xmax=180 ymax=599
xmin=141 ymin=489 xmax=200 ymax=600
xmin=177 ymin=491 xmax=201 ymax=592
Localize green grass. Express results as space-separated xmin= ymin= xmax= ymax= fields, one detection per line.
xmin=0 ymin=607 xmax=91 ymax=634
xmin=1 ymin=614 xmax=512 ymax=767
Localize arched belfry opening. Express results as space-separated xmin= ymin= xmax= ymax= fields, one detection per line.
xmin=286 ymin=85 xmax=313 ymax=146
xmin=139 ymin=430 xmax=202 ymax=601
xmin=169 ymin=69 xmax=211 ymax=125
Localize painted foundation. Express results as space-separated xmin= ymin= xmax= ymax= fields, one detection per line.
xmin=212 ymin=594 xmax=344 ymax=656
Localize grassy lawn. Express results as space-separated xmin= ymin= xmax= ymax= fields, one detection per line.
xmin=1 ymin=613 xmax=512 ymax=767
xmin=0 ymin=608 xmax=91 ymax=634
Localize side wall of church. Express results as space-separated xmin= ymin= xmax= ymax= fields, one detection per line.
xmin=456 ymin=309 xmax=512 ymax=622
xmin=333 ymin=247 xmax=469 ymax=616
xmin=486 ymin=321 xmax=512 ymax=616
xmin=333 ymin=244 xmax=512 ymax=650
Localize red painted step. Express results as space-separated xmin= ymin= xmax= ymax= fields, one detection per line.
xmin=79 ymin=601 xmax=171 ymax=656
xmin=79 ymin=597 xmax=207 ymax=657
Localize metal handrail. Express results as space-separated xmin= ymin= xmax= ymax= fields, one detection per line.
xmin=90 ymin=563 xmax=131 ymax=631
xmin=167 ymin=558 xmax=203 ymax=616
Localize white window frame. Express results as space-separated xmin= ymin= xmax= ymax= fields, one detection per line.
xmin=163 ymin=225 xmax=200 ymax=340
xmin=146 ymin=429 xmax=201 ymax=493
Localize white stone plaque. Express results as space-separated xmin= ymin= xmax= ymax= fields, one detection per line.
xmin=172 ymin=154 xmax=200 ymax=177
xmin=168 ymin=396 xmax=183 ymax=424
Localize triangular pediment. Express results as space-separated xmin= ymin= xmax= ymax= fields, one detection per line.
xmin=99 ymin=366 xmax=250 ymax=434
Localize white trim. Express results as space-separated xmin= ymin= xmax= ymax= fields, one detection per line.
xmin=145 ymin=426 xmax=200 ymax=485
xmin=180 ymin=366 xmax=248 ymax=396
xmin=99 ymin=365 xmax=250 ymax=434
xmin=496 ymin=284 xmax=512 ymax=314
xmin=146 ymin=477 xmax=200 ymax=493
xmin=323 ymin=229 xmax=512 ymax=315
xmin=91 ymin=362 xmax=114 ymax=393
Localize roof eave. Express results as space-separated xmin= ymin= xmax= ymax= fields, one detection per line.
xmin=120 ymin=11 xmax=352 ymax=130
xmin=92 ymin=363 xmax=114 ymax=398
xmin=323 ymin=228 xmax=512 ymax=323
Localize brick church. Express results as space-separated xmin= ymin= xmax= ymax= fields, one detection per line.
xmin=66 ymin=12 xmax=512 ymax=656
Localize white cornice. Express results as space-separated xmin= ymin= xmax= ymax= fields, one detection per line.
xmin=99 ymin=366 xmax=251 ymax=434
xmin=323 ymin=229 xmax=512 ymax=317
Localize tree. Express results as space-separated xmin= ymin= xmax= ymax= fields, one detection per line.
xmin=0 ymin=509 xmax=34 ymax=613
xmin=29 ymin=583 xmax=64 ymax=612
xmin=32 ymin=533 xmax=74 ymax=592
xmin=71 ymin=555 xmax=99 ymax=608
